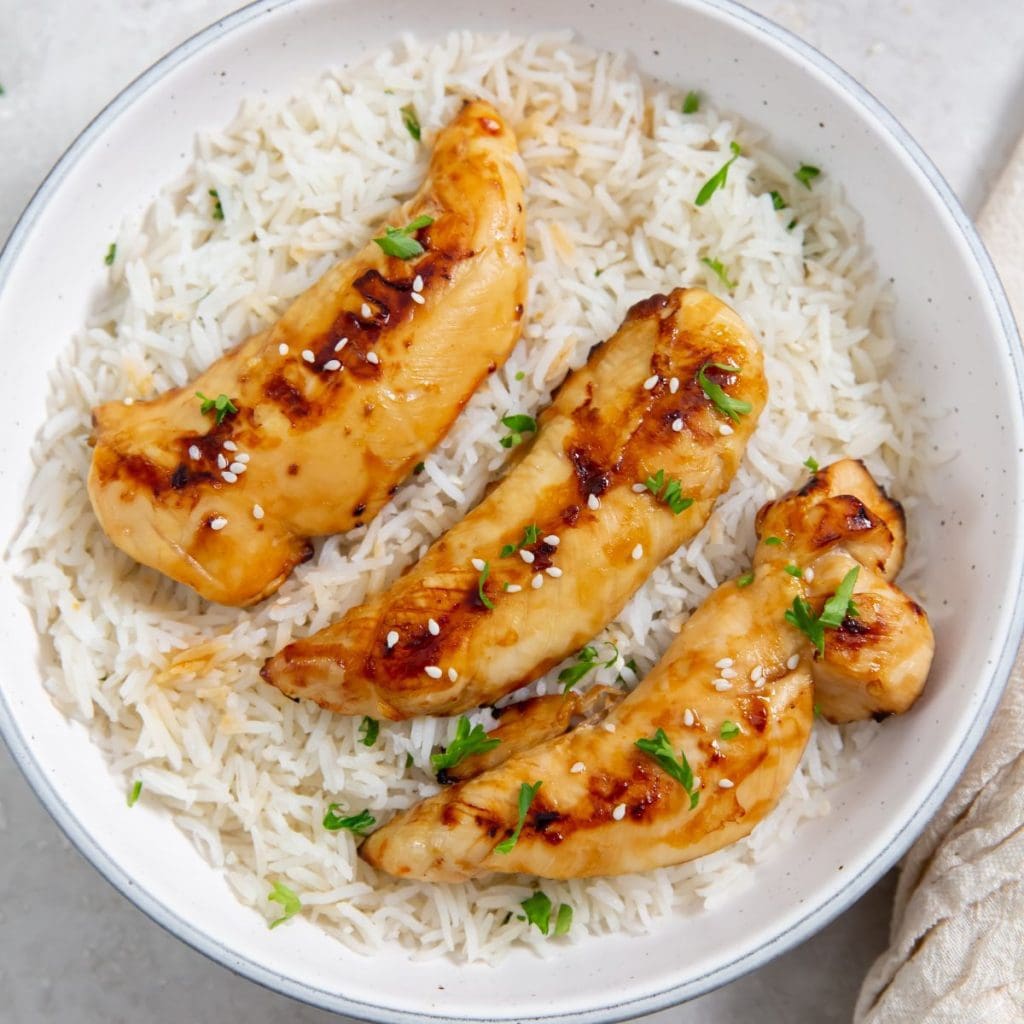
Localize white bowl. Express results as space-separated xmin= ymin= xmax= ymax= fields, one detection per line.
xmin=1 ymin=1 xmax=1022 ymax=1020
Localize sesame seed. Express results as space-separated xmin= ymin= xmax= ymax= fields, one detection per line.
xmin=612 ymin=803 xmax=627 ymax=821
xmin=672 ymin=418 xmax=683 ymax=432
xmin=448 ymin=667 xmax=458 ymax=682
xmin=217 ymin=453 xmax=228 ymax=469
xmin=209 ymin=517 xmax=228 ymax=531
xmin=252 ymin=504 xmax=264 ymax=520
xmin=632 ymin=483 xmax=648 ymax=493
xmin=425 ymin=665 xmax=443 ymax=679
xmin=692 ymin=776 xmax=702 ymax=790
xmin=323 ymin=359 xmax=341 ymax=371
xmin=716 ymin=658 xmax=734 ymax=669
xmin=361 ymin=303 xmax=372 ymax=319
xmin=669 ymin=376 xmax=680 ymax=394
xmin=278 ymin=343 xmax=289 ymax=355
xmin=188 ymin=445 xmax=201 ymax=460
xmin=230 ymin=462 xmax=246 ymax=474
xmin=603 ymin=722 xmax=617 ymax=733
xmin=719 ymin=423 xmax=734 ymax=436
xmin=471 ymin=558 xmax=486 ymax=571
xmin=570 ymin=762 xmax=586 ymax=774
xmin=751 ymin=665 xmax=764 ymax=681
xmin=519 ymin=549 xmax=535 ymax=564
xmin=123 ymin=397 xmax=134 ymax=406
xmin=366 ymin=352 xmax=380 ymax=365
xmin=587 ymin=494 xmax=600 ymax=510
xmin=546 ymin=566 xmax=563 ymax=578
xmin=236 ymin=453 xmax=250 ymax=464
xmin=787 ymin=654 xmax=800 ymax=670
xmin=721 ymin=667 xmax=737 ymax=679
xmin=632 ymin=544 xmax=643 ymax=560
xmin=718 ymin=779 xmax=735 ymax=789
xmin=643 ymin=374 xmax=659 ymax=390
xmin=222 ymin=471 xmax=238 ymax=483
xmin=714 ymin=680 xmax=733 ymax=692
xmin=683 ymin=709 xmax=695 ymax=727
xmin=531 ymin=574 xmax=544 ymax=589
xmin=413 ymin=274 xmax=424 ymax=292
xmin=428 ymin=618 xmax=440 ymax=636
xmin=544 ymin=535 xmax=560 ymax=546
xmin=711 ymin=739 xmax=721 ymax=752
xmin=410 ymin=292 xmax=425 ymax=305
xmin=302 ymin=349 xmax=315 ymax=363
xmin=804 ymin=567 xmax=815 ymax=583
xmin=506 ymin=584 xmax=522 ymax=593
xmin=386 ymin=631 xmax=399 ymax=649
xmin=334 ymin=337 xmax=348 ymax=352
xmin=221 ymin=440 xmax=236 ymax=452
xmin=536 ymin=682 xmax=548 ymax=696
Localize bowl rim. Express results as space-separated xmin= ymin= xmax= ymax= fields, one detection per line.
xmin=1 ymin=1 xmax=1022 ymax=1021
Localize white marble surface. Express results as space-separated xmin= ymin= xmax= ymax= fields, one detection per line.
xmin=0 ymin=2 xmax=1021 ymax=1022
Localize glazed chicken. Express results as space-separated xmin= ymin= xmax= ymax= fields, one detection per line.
xmin=88 ymin=100 xmax=527 ymax=606
xmin=263 ymin=287 xmax=767 ymax=717
xmin=360 ymin=460 xmax=933 ymax=882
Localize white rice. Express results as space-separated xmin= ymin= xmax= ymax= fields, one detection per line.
xmin=11 ymin=31 xmax=926 ymax=961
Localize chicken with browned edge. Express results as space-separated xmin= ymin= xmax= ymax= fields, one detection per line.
xmin=262 ymin=288 xmax=767 ymax=718
xmin=360 ymin=459 xmax=933 ymax=882
xmin=88 ymin=100 xmax=527 ymax=606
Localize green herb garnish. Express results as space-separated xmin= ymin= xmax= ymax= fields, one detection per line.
xmin=695 ymin=141 xmax=742 ymax=207
xmin=737 ymin=571 xmax=755 ymax=588
xmin=770 ymin=190 xmax=787 ymax=210
xmin=785 ymin=596 xmax=824 ymax=654
xmin=682 ymin=90 xmax=700 ymax=114
xmin=127 ymin=780 xmax=142 ymax=807
xmin=642 ymin=468 xmax=694 ymax=516
xmin=373 ymin=214 xmax=434 ymax=260
xmin=635 ymin=728 xmax=700 ymax=809
xmin=501 ymin=523 xmax=541 ymax=558
xmin=477 ymin=559 xmax=495 ymax=610
xmin=701 ymin=256 xmax=737 ymax=291
xmin=358 ymin=716 xmax=379 ymax=747
xmin=784 ymin=564 xmax=803 ymax=578
xmin=520 ymin=891 xmax=552 ymax=933
xmin=431 ymin=716 xmax=501 ymax=775
xmin=813 ymin=703 xmax=822 ymax=717
xmin=784 ymin=566 xmax=860 ymax=654
xmin=499 ymin=413 xmax=538 ymax=449
xmin=764 ymin=536 xmax=783 ymax=547
xmin=400 ymin=103 xmax=421 ymax=141
xmin=794 ymin=164 xmax=821 ymax=189
xmin=413 ymin=461 xmax=425 ymax=474
xmin=322 ymin=805 xmax=376 ymax=834
xmin=697 ymin=362 xmax=752 ymax=422
xmin=209 ymin=188 xmax=224 ymax=220
xmin=515 ymin=371 xmax=526 ymax=381
xmin=267 ymin=881 xmax=302 ymax=928
xmin=195 ymin=391 xmax=238 ymax=425
xmin=554 ymin=902 xmax=573 ymax=936
xmin=804 ymin=456 xmax=819 ymax=472
xmin=495 ymin=780 xmax=542 ymax=854
xmin=787 ymin=218 xmax=798 ymax=231
xmin=720 ymin=720 xmax=741 ymax=740
xmin=405 ymin=752 xmax=415 ymax=770
xmin=104 ymin=243 xmax=117 ymax=266
xmin=558 ymin=642 xmax=618 ymax=693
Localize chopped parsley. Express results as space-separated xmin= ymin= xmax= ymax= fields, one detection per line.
xmin=794 ymin=164 xmax=821 ymax=189
xmin=476 ymin=559 xmax=495 ymax=610
xmin=405 ymin=752 xmax=415 ymax=770
xmin=501 ymin=523 xmax=541 ymax=558
xmin=784 ymin=566 xmax=860 ymax=654
xmin=517 ymin=892 xmax=573 ymax=936
xmin=558 ymin=642 xmax=618 ymax=693
xmin=787 ymin=218 xmax=798 ymax=231
xmin=695 ymin=141 xmax=742 ymax=207
xmin=554 ymin=901 xmax=574 ymax=935
xmin=813 ymin=703 xmax=822 ymax=718
xmin=635 ymin=728 xmax=699 ymax=809
xmin=358 ymin=716 xmax=379 ymax=747
xmin=499 ymin=413 xmax=538 ymax=449
xmin=770 ymin=190 xmax=788 ymax=210
xmin=804 ymin=456 xmax=820 ymax=472
xmin=209 ymin=188 xmax=224 ymax=220
xmin=682 ymin=90 xmax=700 ymax=114
xmin=515 ymin=370 xmax=526 ymax=381
xmin=701 ymin=256 xmax=737 ymax=291
xmin=495 ymin=780 xmax=542 ymax=854
xmin=720 ymin=720 xmax=741 ymax=740
xmin=373 ymin=214 xmax=434 ymax=260
xmin=104 ymin=243 xmax=117 ymax=266
xmin=400 ymin=103 xmax=421 ymax=141
xmin=784 ymin=564 xmax=803 ymax=578
xmin=127 ymin=780 xmax=142 ymax=807
xmin=642 ymin=468 xmax=694 ymax=515
xmin=697 ymin=362 xmax=753 ymax=422
xmin=267 ymin=881 xmax=301 ymax=928
xmin=195 ymin=391 xmax=238 ymax=425
xmin=430 ymin=716 xmax=501 ymax=775
xmin=322 ymin=805 xmax=376 ymax=834
xmin=737 ymin=571 xmax=755 ymax=588
xmin=413 ymin=461 xmax=425 ymax=474
xmin=764 ymin=536 xmax=783 ymax=546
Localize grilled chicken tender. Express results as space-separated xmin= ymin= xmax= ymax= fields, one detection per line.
xmin=360 ymin=460 xmax=933 ymax=882
xmin=263 ymin=288 xmax=767 ymax=717
xmin=87 ymin=100 xmax=527 ymax=606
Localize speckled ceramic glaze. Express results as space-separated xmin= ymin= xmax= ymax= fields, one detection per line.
xmin=0 ymin=1 xmax=1021 ymax=1021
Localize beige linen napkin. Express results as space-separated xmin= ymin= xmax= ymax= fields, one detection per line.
xmin=853 ymin=141 xmax=1024 ymax=1022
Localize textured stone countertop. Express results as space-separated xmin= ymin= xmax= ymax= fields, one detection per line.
xmin=0 ymin=2 xmax=1021 ymax=1022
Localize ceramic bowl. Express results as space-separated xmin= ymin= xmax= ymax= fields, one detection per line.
xmin=1 ymin=1 xmax=1021 ymax=1021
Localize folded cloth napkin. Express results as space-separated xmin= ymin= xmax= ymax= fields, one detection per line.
xmin=853 ymin=139 xmax=1024 ymax=1023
